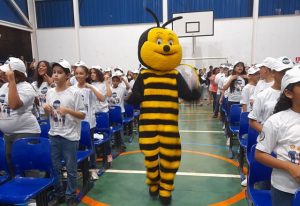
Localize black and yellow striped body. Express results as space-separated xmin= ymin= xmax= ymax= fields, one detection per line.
xmin=138 ymin=69 xmax=181 ymax=198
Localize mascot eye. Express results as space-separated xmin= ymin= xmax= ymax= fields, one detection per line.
xmin=168 ymin=40 xmax=173 ymax=46
xmin=156 ymin=38 xmax=162 ymax=45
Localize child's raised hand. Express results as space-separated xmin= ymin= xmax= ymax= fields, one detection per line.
xmin=43 ymin=103 xmax=52 ymax=113
xmin=57 ymin=106 xmax=69 ymax=115
xmin=6 ymin=65 xmax=15 ymax=83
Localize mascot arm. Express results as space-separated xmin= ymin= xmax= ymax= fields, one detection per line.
xmin=178 ymin=73 xmax=201 ymax=101
xmin=126 ymin=74 xmax=144 ymax=105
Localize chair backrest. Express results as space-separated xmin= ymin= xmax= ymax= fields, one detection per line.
xmin=248 ymin=144 xmax=273 ymax=186
xmin=247 ymin=127 xmax=259 ymax=163
xmin=221 ymin=97 xmax=228 ymax=115
xmin=229 ymin=104 xmax=241 ymax=125
xmin=109 ymin=106 xmax=123 ymax=125
xmin=124 ymin=104 xmax=134 ymax=118
xmin=39 ymin=119 xmax=50 ymax=138
xmin=133 ymin=104 xmax=140 ymax=111
xmin=12 ymin=137 xmax=53 ymax=176
xmin=238 ymin=112 xmax=249 ymax=140
xmin=0 ymin=138 xmax=8 ymax=174
xmin=80 ymin=121 xmax=92 ymax=150
xmin=95 ymin=112 xmax=110 ymax=129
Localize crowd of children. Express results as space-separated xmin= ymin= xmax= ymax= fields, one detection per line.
xmin=0 ymin=56 xmax=299 ymax=205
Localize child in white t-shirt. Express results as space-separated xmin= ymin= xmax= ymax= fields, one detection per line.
xmin=31 ymin=60 xmax=53 ymax=119
xmin=74 ymin=65 xmax=105 ymax=179
xmin=249 ymin=57 xmax=293 ymax=132
xmin=43 ymin=59 xmax=86 ymax=205
xmin=90 ymin=66 xmax=112 ymax=113
xmin=240 ymin=67 xmax=260 ymax=112
xmin=109 ymin=71 xmax=130 ymax=113
xmin=0 ymin=57 xmax=41 ymax=176
xmin=255 ymin=66 xmax=300 ymax=206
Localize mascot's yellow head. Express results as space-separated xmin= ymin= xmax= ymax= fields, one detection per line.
xmin=138 ymin=8 xmax=182 ymax=71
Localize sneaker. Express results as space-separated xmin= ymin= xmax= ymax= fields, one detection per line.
xmin=90 ymin=169 xmax=99 ymax=180
xmin=241 ymin=177 xmax=247 ymax=187
xmin=226 ymin=138 xmax=230 ymax=146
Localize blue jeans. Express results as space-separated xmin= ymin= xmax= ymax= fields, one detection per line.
xmin=271 ymin=186 xmax=294 ymax=206
xmin=50 ymin=135 xmax=78 ymax=200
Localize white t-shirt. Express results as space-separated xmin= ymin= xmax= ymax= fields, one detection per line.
xmin=46 ymin=87 xmax=86 ymax=141
xmin=251 ymin=79 xmax=274 ymax=101
xmin=0 ymin=82 xmax=40 ymax=134
xmin=240 ymin=84 xmax=256 ymax=112
xmin=222 ymin=76 xmax=230 ymax=98
xmin=32 ymin=81 xmax=51 ymax=116
xmin=92 ymin=82 xmax=109 ymax=112
xmin=74 ymin=84 xmax=98 ymax=128
xmin=256 ymin=109 xmax=300 ymax=194
xmin=109 ymin=86 xmax=127 ymax=113
xmin=226 ymin=76 xmax=246 ymax=102
xmin=215 ymin=73 xmax=225 ymax=95
xmin=248 ymin=87 xmax=280 ymax=124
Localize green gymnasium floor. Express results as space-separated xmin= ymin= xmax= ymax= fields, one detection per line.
xmin=77 ymin=104 xmax=248 ymax=206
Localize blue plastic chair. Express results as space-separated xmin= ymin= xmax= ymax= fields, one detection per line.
xmin=109 ymin=106 xmax=124 ymax=148
xmin=0 ymin=137 xmax=54 ymax=205
xmin=95 ymin=112 xmax=112 ymax=146
xmin=123 ymin=104 xmax=134 ymax=142
xmin=227 ymin=104 xmax=242 ymax=158
xmin=0 ymin=138 xmax=9 ymax=184
xmin=247 ymin=127 xmax=259 ymax=164
xmin=247 ymin=144 xmax=272 ymax=206
xmin=238 ymin=112 xmax=250 ymax=177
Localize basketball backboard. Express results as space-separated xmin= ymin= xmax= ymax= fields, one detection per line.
xmin=172 ymin=11 xmax=214 ymax=38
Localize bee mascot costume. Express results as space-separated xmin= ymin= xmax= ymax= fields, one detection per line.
xmin=127 ymin=8 xmax=200 ymax=205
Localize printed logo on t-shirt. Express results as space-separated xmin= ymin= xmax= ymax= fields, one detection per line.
xmin=288 ymin=144 xmax=300 ymax=164
xmin=51 ymin=100 xmax=66 ymax=127
xmin=39 ymin=87 xmax=48 ymax=106
xmin=0 ymin=94 xmax=11 ymax=119
xmin=81 ymin=94 xmax=89 ymax=113
xmin=109 ymin=92 xmax=120 ymax=105
xmin=234 ymin=79 xmax=244 ymax=92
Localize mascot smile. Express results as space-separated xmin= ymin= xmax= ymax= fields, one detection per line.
xmin=127 ymin=8 xmax=201 ymax=205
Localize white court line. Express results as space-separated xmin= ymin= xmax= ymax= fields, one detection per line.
xmin=106 ymin=169 xmax=240 ymax=178
xmin=179 ymin=130 xmax=223 ymax=133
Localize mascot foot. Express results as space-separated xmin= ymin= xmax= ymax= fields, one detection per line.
xmin=149 ymin=185 xmax=159 ymax=198
xmin=159 ymin=196 xmax=172 ymax=205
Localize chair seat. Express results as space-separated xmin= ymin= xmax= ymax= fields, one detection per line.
xmin=77 ymin=150 xmax=92 ymax=163
xmin=230 ymin=125 xmax=239 ymax=134
xmin=133 ymin=111 xmax=140 ymax=117
xmin=123 ymin=117 xmax=134 ymax=124
xmin=239 ymin=135 xmax=248 ymax=148
xmin=0 ymin=177 xmax=53 ymax=204
xmin=248 ymin=189 xmax=272 ymax=206
xmin=111 ymin=124 xmax=122 ymax=133
xmin=94 ymin=133 xmax=110 ymax=146
xmin=0 ymin=175 xmax=9 ymax=184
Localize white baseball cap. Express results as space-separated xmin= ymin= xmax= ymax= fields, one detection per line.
xmin=104 ymin=67 xmax=111 ymax=72
xmin=281 ymin=65 xmax=300 ymax=93
xmin=256 ymin=57 xmax=277 ymax=69
xmin=52 ymin=59 xmax=71 ymax=73
xmin=233 ymin=61 xmax=244 ymax=68
xmin=228 ymin=66 xmax=234 ymax=71
xmin=133 ymin=69 xmax=140 ymax=74
xmin=272 ymin=56 xmax=293 ymax=72
xmin=73 ymin=60 xmax=87 ymax=67
xmin=247 ymin=66 xmax=260 ymax=75
xmin=112 ymin=71 xmax=123 ymax=78
xmin=0 ymin=57 xmax=27 ymax=77
xmin=91 ymin=65 xmax=103 ymax=72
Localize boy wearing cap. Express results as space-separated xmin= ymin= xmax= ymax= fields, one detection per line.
xmin=43 ymin=59 xmax=86 ymax=206
xmin=255 ymin=65 xmax=300 ymax=206
xmin=240 ymin=66 xmax=260 ymax=112
xmin=0 ymin=57 xmax=41 ymax=175
xmin=249 ymin=57 xmax=293 ymax=132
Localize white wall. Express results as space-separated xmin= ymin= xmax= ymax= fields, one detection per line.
xmin=36 ymin=15 xmax=300 ymax=71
